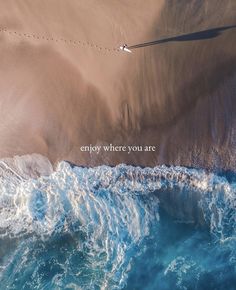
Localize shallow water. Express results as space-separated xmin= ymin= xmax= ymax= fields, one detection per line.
xmin=0 ymin=162 xmax=235 ymax=289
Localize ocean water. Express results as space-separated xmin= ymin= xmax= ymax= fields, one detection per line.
xmin=0 ymin=161 xmax=235 ymax=290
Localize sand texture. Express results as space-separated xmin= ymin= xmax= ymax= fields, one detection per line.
xmin=0 ymin=0 xmax=235 ymax=170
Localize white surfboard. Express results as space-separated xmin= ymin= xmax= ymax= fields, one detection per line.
xmin=124 ymin=47 xmax=132 ymax=53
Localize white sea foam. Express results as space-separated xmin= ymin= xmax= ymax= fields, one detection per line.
xmin=0 ymin=159 xmax=235 ymax=289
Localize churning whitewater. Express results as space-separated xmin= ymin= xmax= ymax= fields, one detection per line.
xmin=0 ymin=161 xmax=235 ymax=289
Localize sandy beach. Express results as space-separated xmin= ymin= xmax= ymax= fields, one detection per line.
xmin=0 ymin=0 xmax=235 ymax=170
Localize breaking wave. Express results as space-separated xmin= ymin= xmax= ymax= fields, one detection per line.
xmin=0 ymin=161 xmax=235 ymax=289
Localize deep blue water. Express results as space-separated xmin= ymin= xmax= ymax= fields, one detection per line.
xmin=0 ymin=162 xmax=235 ymax=289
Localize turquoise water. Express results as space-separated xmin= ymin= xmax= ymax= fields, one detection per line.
xmin=0 ymin=162 xmax=235 ymax=289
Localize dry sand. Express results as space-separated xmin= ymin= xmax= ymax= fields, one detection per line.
xmin=0 ymin=0 xmax=235 ymax=170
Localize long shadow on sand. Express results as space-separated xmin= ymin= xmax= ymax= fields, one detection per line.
xmin=128 ymin=25 xmax=236 ymax=49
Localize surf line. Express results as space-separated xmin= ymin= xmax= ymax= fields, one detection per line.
xmin=0 ymin=161 xmax=26 ymax=181
xmin=0 ymin=27 xmax=120 ymax=53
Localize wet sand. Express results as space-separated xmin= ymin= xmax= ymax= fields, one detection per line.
xmin=0 ymin=0 xmax=235 ymax=170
